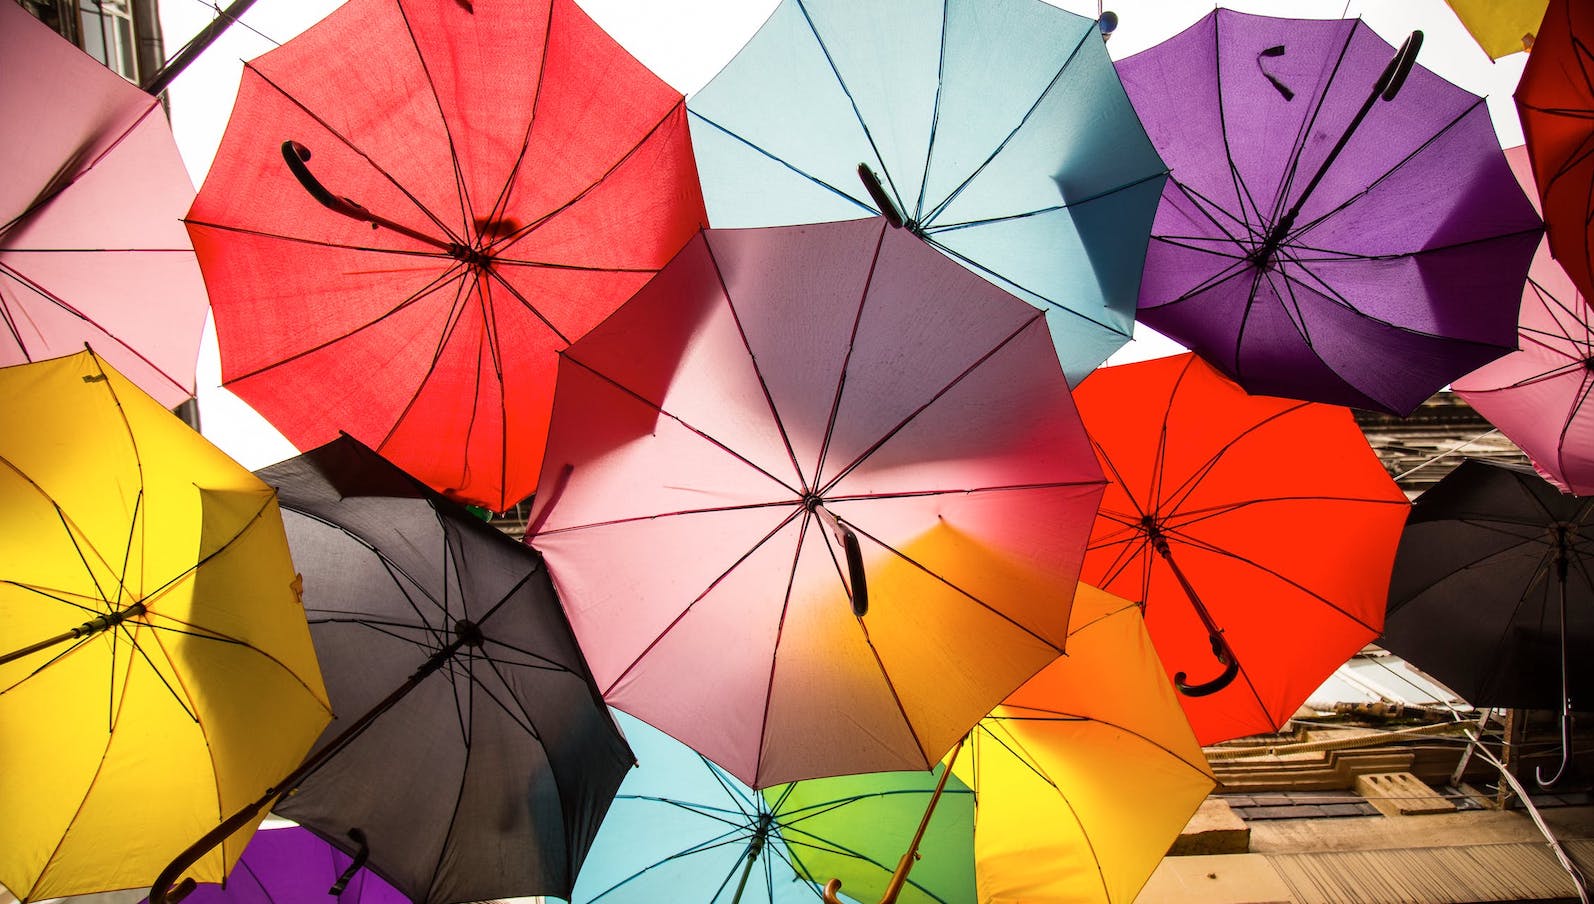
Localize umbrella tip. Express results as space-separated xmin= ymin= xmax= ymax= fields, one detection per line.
xmin=1098 ymin=11 xmax=1118 ymax=37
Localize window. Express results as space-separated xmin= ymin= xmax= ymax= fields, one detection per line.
xmin=77 ymin=0 xmax=137 ymax=81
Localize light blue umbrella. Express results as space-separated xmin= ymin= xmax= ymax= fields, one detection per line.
xmin=686 ymin=0 xmax=1166 ymax=382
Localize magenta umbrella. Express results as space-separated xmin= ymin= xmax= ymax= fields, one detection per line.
xmin=529 ymin=217 xmax=1104 ymax=790
xmin=1453 ymin=145 xmax=1594 ymax=496
xmin=0 ymin=1 xmax=208 ymax=407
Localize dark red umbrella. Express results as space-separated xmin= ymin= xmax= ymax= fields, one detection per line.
xmin=187 ymin=0 xmax=707 ymax=511
xmin=1517 ymin=0 xmax=1594 ymax=308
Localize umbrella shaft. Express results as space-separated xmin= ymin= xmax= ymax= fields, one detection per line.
xmin=0 ymin=602 xmax=146 ymax=667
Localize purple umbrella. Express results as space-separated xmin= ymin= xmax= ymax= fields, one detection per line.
xmin=141 ymin=826 xmax=407 ymax=903
xmin=1116 ymin=10 xmax=1542 ymax=416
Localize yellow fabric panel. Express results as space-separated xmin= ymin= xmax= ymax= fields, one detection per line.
xmin=0 ymin=351 xmax=331 ymax=901
xmin=1446 ymin=0 xmax=1548 ymax=57
xmin=954 ymin=585 xmax=1214 ymax=904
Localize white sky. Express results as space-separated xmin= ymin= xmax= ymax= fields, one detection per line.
xmin=154 ymin=0 xmax=1531 ymax=470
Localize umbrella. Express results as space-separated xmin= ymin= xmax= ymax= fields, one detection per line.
xmin=1073 ymin=352 xmax=1410 ymax=744
xmin=685 ymin=0 xmax=1167 ymax=383
xmin=1 ymin=1 xmax=208 ymax=408
xmin=786 ymin=584 xmax=1214 ymax=904
xmin=140 ymin=825 xmax=406 ymax=904
xmin=1516 ymin=0 xmax=1594 ymax=311
xmin=571 ymin=709 xmax=890 ymax=904
xmin=1445 ymin=0 xmax=1548 ymax=58
xmin=529 ymin=217 xmax=1105 ymax=788
xmin=1381 ymin=458 xmax=1594 ymax=786
xmin=0 ymin=349 xmax=330 ymax=902
xmin=1117 ymin=8 xmax=1542 ymax=416
xmin=1453 ymin=145 xmax=1594 ymax=496
xmin=234 ymin=434 xmax=627 ymax=904
xmin=186 ymin=0 xmax=708 ymax=511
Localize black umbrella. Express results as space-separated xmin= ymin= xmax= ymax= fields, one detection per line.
xmin=149 ymin=435 xmax=633 ymax=904
xmin=1381 ymin=458 xmax=1594 ymax=786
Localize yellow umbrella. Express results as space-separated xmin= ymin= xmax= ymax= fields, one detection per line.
xmin=792 ymin=584 xmax=1213 ymax=904
xmin=0 ymin=350 xmax=331 ymax=901
xmin=1446 ymin=0 xmax=1548 ymax=58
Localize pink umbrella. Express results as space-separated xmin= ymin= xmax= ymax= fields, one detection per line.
xmin=1453 ymin=145 xmax=1594 ymax=495
xmin=0 ymin=1 xmax=208 ymax=407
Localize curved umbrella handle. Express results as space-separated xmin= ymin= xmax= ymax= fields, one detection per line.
xmin=1174 ymin=629 xmax=1241 ymax=697
xmin=1377 ymin=31 xmax=1424 ymax=102
xmin=328 ymin=827 xmax=370 ymax=896
xmin=279 ymin=141 xmax=453 ymax=252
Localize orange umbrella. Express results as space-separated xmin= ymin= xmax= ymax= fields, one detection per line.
xmin=1073 ymin=353 xmax=1409 ymax=744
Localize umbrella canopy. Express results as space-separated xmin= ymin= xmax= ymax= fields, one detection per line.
xmin=1445 ymin=0 xmax=1548 ymax=58
xmin=571 ymin=710 xmax=886 ymax=904
xmin=781 ymin=584 xmax=1214 ymax=904
xmin=1073 ymin=353 xmax=1410 ymax=744
xmin=1517 ymin=0 xmax=1594 ymax=311
xmin=256 ymin=435 xmax=632 ymax=904
xmin=529 ymin=217 xmax=1105 ymax=788
xmin=1117 ymin=8 xmax=1542 ymax=416
xmin=0 ymin=1 xmax=208 ymax=408
xmin=0 ymin=350 xmax=330 ymax=902
xmin=140 ymin=826 xmax=406 ymax=904
xmin=187 ymin=0 xmax=707 ymax=511
xmin=685 ymin=0 xmax=1166 ymax=382
xmin=1453 ymin=145 xmax=1594 ymax=495
xmin=1381 ymin=458 xmax=1594 ymax=713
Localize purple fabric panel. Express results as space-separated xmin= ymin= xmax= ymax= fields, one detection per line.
xmin=145 ymin=827 xmax=408 ymax=904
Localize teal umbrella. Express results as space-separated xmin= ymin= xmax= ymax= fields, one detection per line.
xmin=570 ymin=713 xmax=973 ymax=904
xmin=686 ymin=0 xmax=1165 ymax=382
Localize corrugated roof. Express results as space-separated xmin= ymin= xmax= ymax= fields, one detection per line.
xmin=1269 ymin=840 xmax=1594 ymax=903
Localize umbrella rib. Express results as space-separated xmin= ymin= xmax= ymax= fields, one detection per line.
xmin=182 ymin=218 xmax=459 ymax=259
xmin=374 ymin=266 xmax=482 ymax=455
xmin=600 ymin=506 xmax=806 ymax=698
xmin=0 ymin=454 xmax=116 ymax=606
xmin=0 ymin=97 xmax=164 ymax=236
xmin=0 ymin=259 xmax=194 ymax=400
xmin=246 ymin=63 xmax=465 ymax=246
xmin=393 ymin=0 xmax=480 ymax=246
xmin=988 ymin=709 xmax=1214 ymax=785
xmin=285 ymin=505 xmax=455 ymax=635
xmin=493 ymin=98 xmax=696 ymax=258
xmin=556 ymin=353 xmax=803 ymax=500
xmin=1267 ymin=21 xmax=1359 ymax=231
xmin=221 ymin=262 xmax=470 ymax=386
xmin=919 ymin=170 xmax=1168 ymax=234
xmin=1209 ymin=12 xmax=1267 ymax=241
xmin=790 ymin=0 xmax=910 ymax=219
xmin=686 ymin=111 xmax=878 ymax=217
xmin=756 ymin=512 xmax=816 ymax=784
xmin=917 ymin=235 xmax=1129 ymax=338
xmin=813 ymin=221 xmax=887 ymax=489
xmin=910 ymin=0 xmax=951 ymax=223
xmin=1557 ymin=373 xmax=1594 ymax=481
xmin=847 ymin=519 xmax=1064 ymax=653
xmin=704 ymin=230 xmax=809 ymax=490
xmin=819 ymin=478 xmax=1107 ymax=505
xmin=578 ymin=828 xmax=755 ymax=902
xmin=1290 ymin=100 xmax=1483 ymax=243
xmin=1164 ymin=493 xmax=1409 ymax=537
xmin=476 ymin=2 xmax=553 ymax=245
xmin=919 ymin=24 xmax=1093 ymax=228
xmin=1163 ymin=529 xmax=1383 ymax=635
xmin=818 ymin=312 xmax=1047 ymax=494
xmin=531 ymin=498 xmax=800 ymax=538
xmin=1156 ymin=401 xmax=1318 ymax=517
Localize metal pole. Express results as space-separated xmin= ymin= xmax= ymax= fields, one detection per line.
xmin=141 ymin=0 xmax=262 ymax=97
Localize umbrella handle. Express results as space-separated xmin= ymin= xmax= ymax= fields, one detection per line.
xmin=328 ymin=827 xmax=370 ymax=896
xmin=1538 ymin=556 xmax=1574 ymax=788
xmin=856 ymin=164 xmax=906 ymax=230
xmin=279 ymin=141 xmax=454 ymax=253
xmin=1173 ymin=630 xmax=1241 ymax=697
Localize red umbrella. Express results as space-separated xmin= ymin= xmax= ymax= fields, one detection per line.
xmin=1517 ymin=0 xmax=1594 ymax=305
xmin=1454 ymin=146 xmax=1594 ymax=495
xmin=1073 ymin=353 xmax=1409 ymax=744
xmin=529 ymin=217 xmax=1104 ymax=789
xmin=1 ymin=0 xmax=208 ymax=408
xmin=187 ymin=0 xmax=707 ymax=511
